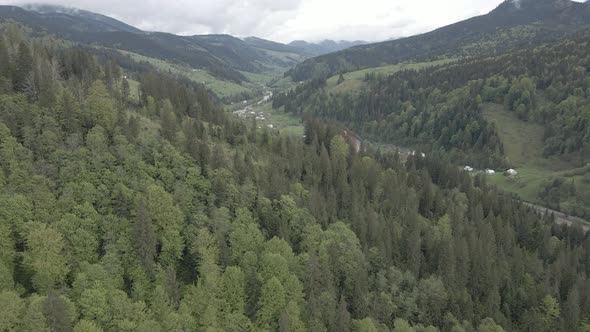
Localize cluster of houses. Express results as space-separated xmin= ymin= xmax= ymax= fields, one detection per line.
xmin=233 ymin=107 xmax=274 ymax=129
xmin=232 ymin=90 xmax=275 ymax=129
xmin=463 ymin=166 xmax=518 ymax=176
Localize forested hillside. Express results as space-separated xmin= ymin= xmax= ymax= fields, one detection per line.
xmin=287 ymin=40 xmax=368 ymax=56
xmin=0 ymin=5 xmax=309 ymax=83
xmin=273 ymin=29 xmax=590 ymax=219
xmin=0 ymin=21 xmax=590 ymax=332
xmin=288 ymin=0 xmax=590 ymax=80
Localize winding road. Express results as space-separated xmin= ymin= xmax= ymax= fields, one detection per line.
xmin=521 ymin=201 xmax=590 ymax=232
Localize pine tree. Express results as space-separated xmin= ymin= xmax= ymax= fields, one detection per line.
xmin=23 ymin=223 xmax=69 ymax=294
xmin=220 ymin=266 xmax=246 ymax=315
xmin=85 ymin=80 xmax=115 ymax=130
xmin=13 ymin=41 xmax=32 ymax=92
xmin=127 ymin=115 xmax=140 ymax=141
xmin=132 ymin=199 xmax=157 ymax=274
xmin=73 ymin=320 xmax=103 ymax=332
xmin=0 ymin=290 xmax=25 ymax=331
xmin=160 ymin=99 xmax=177 ymax=143
xmin=335 ymin=294 xmax=352 ymax=332
xmin=121 ymin=78 xmax=130 ymax=105
xmin=0 ymin=38 xmax=11 ymax=92
xmin=59 ymin=90 xmax=80 ymax=134
xmin=279 ymin=301 xmax=306 ymax=332
xmin=257 ymin=277 xmax=286 ymax=329
xmin=43 ymin=291 xmax=73 ymax=332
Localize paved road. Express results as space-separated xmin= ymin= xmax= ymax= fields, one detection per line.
xmin=522 ymin=201 xmax=590 ymax=232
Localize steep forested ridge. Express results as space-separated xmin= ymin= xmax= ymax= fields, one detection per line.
xmin=273 ymin=29 xmax=590 ymax=218
xmin=0 ymin=22 xmax=589 ymax=332
xmin=275 ymin=29 xmax=590 ymax=163
xmin=0 ymin=5 xmax=311 ymax=83
xmin=288 ymin=0 xmax=590 ymax=80
xmin=287 ymin=40 xmax=368 ymax=56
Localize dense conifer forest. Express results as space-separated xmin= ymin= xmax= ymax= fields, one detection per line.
xmin=0 ymin=22 xmax=589 ymax=332
xmin=273 ymin=31 xmax=590 ymax=218
xmin=275 ymin=31 xmax=590 ymax=163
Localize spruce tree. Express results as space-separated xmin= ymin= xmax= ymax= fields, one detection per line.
xmin=133 ymin=199 xmax=157 ymax=275
xmin=0 ymin=38 xmax=11 ymax=92
xmin=13 ymin=41 xmax=32 ymax=92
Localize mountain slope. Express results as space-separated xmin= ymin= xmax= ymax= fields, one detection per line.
xmin=244 ymin=36 xmax=304 ymax=54
xmin=190 ymin=34 xmax=305 ymax=71
xmin=1 ymin=23 xmax=589 ymax=332
xmin=288 ymin=39 xmax=368 ymax=56
xmin=0 ymin=5 xmax=141 ymax=34
xmin=288 ymin=0 xmax=590 ymax=80
xmin=21 ymin=4 xmax=142 ymax=33
xmin=275 ymin=29 xmax=590 ymax=217
xmin=0 ymin=5 xmax=305 ymax=82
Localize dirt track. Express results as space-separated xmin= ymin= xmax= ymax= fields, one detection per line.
xmin=522 ymin=201 xmax=590 ymax=232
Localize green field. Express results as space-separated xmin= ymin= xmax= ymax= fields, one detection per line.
xmin=325 ymin=59 xmax=456 ymax=93
xmin=240 ymin=102 xmax=304 ymax=137
xmin=126 ymin=78 xmax=141 ymax=104
xmin=482 ymin=104 xmax=590 ymax=215
xmin=270 ymin=108 xmax=304 ymax=136
xmin=486 ymin=163 xmax=590 ymax=215
xmin=115 ymin=48 xmax=303 ymax=136
xmin=483 ymin=103 xmax=545 ymax=167
xmin=121 ymin=49 xmax=250 ymax=97
xmin=113 ymin=49 xmax=302 ymax=103
xmin=118 ymin=50 xmax=300 ymax=98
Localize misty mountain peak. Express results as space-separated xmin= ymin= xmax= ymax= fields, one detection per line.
xmin=22 ymin=3 xmax=83 ymax=15
xmin=501 ymin=0 xmax=574 ymax=10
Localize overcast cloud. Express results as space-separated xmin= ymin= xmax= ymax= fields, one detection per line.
xmin=0 ymin=0 xmax=570 ymax=42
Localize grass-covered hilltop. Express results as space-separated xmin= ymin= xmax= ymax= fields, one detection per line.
xmin=0 ymin=1 xmax=590 ymax=331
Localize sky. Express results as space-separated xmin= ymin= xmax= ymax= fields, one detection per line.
xmin=0 ymin=0 xmax=581 ymax=43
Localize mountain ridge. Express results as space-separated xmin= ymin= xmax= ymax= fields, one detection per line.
xmin=287 ymin=39 xmax=369 ymax=56
xmin=0 ymin=4 xmax=367 ymax=82
xmin=21 ymin=3 xmax=142 ymax=33
xmin=0 ymin=5 xmax=296 ymax=82
xmin=243 ymin=36 xmax=303 ymax=54
xmin=288 ymin=0 xmax=590 ymax=80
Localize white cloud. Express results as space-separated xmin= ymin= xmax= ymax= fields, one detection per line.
xmin=271 ymin=0 xmax=502 ymax=42
xmin=1 ymin=0 xmax=583 ymax=42
xmin=3 ymin=0 xmax=302 ymax=37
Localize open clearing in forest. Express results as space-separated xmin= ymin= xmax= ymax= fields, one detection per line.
xmin=325 ymin=59 xmax=456 ymax=94
xmin=482 ymin=104 xmax=590 ymax=218
xmin=116 ymin=49 xmax=288 ymax=100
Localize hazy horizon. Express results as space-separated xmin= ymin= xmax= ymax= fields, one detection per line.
xmin=0 ymin=0 xmax=515 ymax=43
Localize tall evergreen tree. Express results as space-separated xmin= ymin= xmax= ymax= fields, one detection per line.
xmin=43 ymin=291 xmax=73 ymax=332
xmin=0 ymin=38 xmax=11 ymax=92
xmin=13 ymin=41 xmax=32 ymax=93
xmin=132 ymin=199 xmax=157 ymax=275
xmin=160 ymin=99 xmax=177 ymax=143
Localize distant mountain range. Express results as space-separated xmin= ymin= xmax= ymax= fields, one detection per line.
xmin=19 ymin=4 xmax=142 ymax=33
xmin=287 ymin=40 xmax=368 ymax=56
xmin=0 ymin=4 xmax=364 ymax=83
xmin=288 ymin=0 xmax=590 ymax=80
xmin=242 ymin=38 xmax=368 ymax=57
